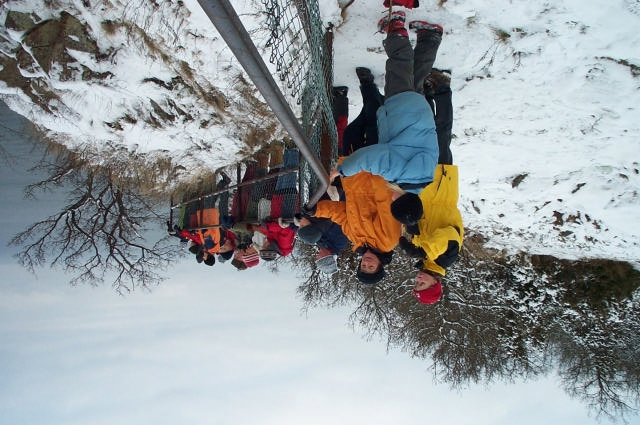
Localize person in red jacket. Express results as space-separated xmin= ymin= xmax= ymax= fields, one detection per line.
xmin=253 ymin=219 xmax=298 ymax=261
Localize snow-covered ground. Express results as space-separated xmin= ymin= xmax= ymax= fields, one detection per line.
xmin=1 ymin=0 xmax=639 ymax=264
xmin=326 ymin=0 xmax=640 ymax=263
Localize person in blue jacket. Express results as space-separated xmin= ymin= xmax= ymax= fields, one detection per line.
xmin=335 ymin=11 xmax=444 ymax=194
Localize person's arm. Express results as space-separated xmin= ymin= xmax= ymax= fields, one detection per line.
xmin=314 ymin=200 xmax=348 ymax=228
xmin=336 ymin=144 xmax=391 ymax=178
xmin=415 ymin=226 xmax=461 ymax=261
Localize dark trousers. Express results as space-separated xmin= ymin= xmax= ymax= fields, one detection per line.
xmin=341 ymin=82 xmax=384 ymax=155
xmin=384 ymin=32 xmax=441 ymax=98
xmin=426 ymin=86 xmax=453 ymax=164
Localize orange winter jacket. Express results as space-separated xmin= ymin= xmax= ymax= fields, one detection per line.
xmin=315 ymin=172 xmax=401 ymax=253
xmin=194 ymin=208 xmax=221 ymax=254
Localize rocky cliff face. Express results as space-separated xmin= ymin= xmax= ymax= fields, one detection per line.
xmin=0 ymin=1 xmax=280 ymax=178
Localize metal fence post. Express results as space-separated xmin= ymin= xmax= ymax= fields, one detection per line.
xmin=196 ymin=0 xmax=329 ymax=206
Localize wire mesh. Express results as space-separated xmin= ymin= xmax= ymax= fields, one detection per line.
xmin=259 ymin=0 xmax=337 ymax=204
xmin=174 ymin=145 xmax=300 ymax=230
xmin=172 ymin=0 xmax=334 ymax=232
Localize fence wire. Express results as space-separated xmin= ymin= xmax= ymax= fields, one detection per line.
xmin=259 ymin=0 xmax=336 ymax=205
xmin=174 ymin=0 xmax=336 ymax=227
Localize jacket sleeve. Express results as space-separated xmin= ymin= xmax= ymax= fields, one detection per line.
xmin=337 ymin=144 xmax=391 ymax=179
xmin=414 ymin=226 xmax=462 ymax=262
xmin=314 ymin=200 xmax=348 ymax=228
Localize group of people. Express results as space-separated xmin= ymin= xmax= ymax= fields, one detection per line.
xmin=169 ymin=144 xmax=301 ymax=271
xmin=300 ymin=3 xmax=464 ymax=304
xmin=169 ymin=2 xmax=464 ymax=305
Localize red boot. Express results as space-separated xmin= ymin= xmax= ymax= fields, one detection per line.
xmin=383 ymin=0 xmax=419 ymax=9
xmin=377 ymin=10 xmax=408 ymax=37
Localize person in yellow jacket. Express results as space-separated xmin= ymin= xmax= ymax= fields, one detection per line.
xmin=307 ymin=171 xmax=402 ymax=284
xmin=390 ymin=71 xmax=463 ymax=304
xmin=391 ymin=166 xmax=463 ymax=304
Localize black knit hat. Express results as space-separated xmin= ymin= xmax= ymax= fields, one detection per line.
xmin=357 ymin=266 xmax=385 ymax=285
xmin=355 ymin=247 xmax=392 ymax=285
xmin=390 ymin=193 xmax=423 ymax=225
xmin=203 ymin=255 xmax=215 ymax=266
xmin=218 ymin=250 xmax=234 ymax=263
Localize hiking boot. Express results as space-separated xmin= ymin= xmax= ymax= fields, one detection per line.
xmin=332 ymin=86 xmax=348 ymax=98
xmin=408 ymin=20 xmax=443 ymax=36
xmin=383 ymin=0 xmax=419 ymax=9
xmin=377 ymin=10 xmax=407 ymax=37
xmin=424 ymin=68 xmax=451 ymax=95
xmin=355 ymin=67 xmax=375 ymax=84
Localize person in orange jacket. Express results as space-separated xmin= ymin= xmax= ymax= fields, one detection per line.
xmin=306 ymin=171 xmax=401 ymax=284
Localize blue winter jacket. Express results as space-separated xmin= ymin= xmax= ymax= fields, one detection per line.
xmin=337 ymin=91 xmax=439 ymax=194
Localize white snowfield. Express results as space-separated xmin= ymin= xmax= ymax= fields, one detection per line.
xmin=1 ymin=0 xmax=639 ymax=264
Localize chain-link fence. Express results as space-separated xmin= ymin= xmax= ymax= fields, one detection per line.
xmin=174 ymin=144 xmax=301 ymax=231
xmin=174 ymin=0 xmax=336 ymax=231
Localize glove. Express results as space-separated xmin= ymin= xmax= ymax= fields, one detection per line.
xmin=398 ymin=236 xmax=426 ymax=258
xmin=302 ymin=203 xmax=317 ymax=217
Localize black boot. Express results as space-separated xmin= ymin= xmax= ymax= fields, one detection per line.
xmin=355 ymin=67 xmax=375 ymax=85
xmin=332 ymin=86 xmax=348 ymax=98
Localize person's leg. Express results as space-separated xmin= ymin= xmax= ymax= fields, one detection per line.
xmin=275 ymin=148 xmax=299 ymax=218
xmin=342 ymin=112 xmax=366 ymax=155
xmin=425 ymin=84 xmax=453 ymax=164
xmin=383 ymin=34 xmax=414 ymax=99
xmin=413 ymin=30 xmax=442 ymax=94
xmin=332 ymin=86 xmax=349 ymax=151
xmin=361 ymin=82 xmax=384 ymax=146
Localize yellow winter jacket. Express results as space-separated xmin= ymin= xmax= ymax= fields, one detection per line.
xmin=315 ymin=172 xmax=401 ymax=253
xmin=412 ymin=164 xmax=464 ymax=276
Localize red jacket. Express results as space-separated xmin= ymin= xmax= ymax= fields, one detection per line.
xmin=260 ymin=221 xmax=297 ymax=256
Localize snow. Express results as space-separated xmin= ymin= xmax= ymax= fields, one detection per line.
xmin=1 ymin=0 xmax=639 ymax=264
xmin=330 ymin=0 xmax=640 ymax=264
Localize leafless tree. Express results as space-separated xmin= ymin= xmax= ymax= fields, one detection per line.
xmin=294 ymin=233 xmax=640 ymax=420
xmin=10 ymin=145 xmax=178 ymax=293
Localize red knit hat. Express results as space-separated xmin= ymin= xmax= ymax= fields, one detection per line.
xmin=413 ymin=281 xmax=442 ymax=304
xmin=242 ymin=251 xmax=260 ymax=268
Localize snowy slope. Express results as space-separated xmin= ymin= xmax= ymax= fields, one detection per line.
xmin=1 ymin=0 xmax=639 ymax=264
xmin=330 ymin=0 xmax=640 ymax=263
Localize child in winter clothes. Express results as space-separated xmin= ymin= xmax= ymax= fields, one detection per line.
xmin=308 ymin=171 xmax=401 ymax=284
xmin=391 ymin=66 xmax=463 ymax=305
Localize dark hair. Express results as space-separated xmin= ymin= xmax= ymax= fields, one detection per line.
xmin=231 ymin=258 xmax=247 ymax=271
xmin=219 ymin=250 xmax=234 ymax=261
xmin=356 ymin=265 xmax=385 ymax=284
xmin=203 ymin=255 xmax=215 ymax=266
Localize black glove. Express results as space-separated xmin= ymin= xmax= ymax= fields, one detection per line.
xmin=398 ymin=236 xmax=426 ymax=259
xmin=302 ymin=203 xmax=317 ymax=217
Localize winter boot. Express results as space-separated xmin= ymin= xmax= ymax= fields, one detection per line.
xmin=377 ymin=10 xmax=408 ymax=37
xmin=383 ymin=0 xmax=419 ymax=9
xmin=408 ymin=20 xmax=443 ymax=36
xmin=355 ymin=67 xmax=375 ymax=85
xmin=332 ymin=86 xmax=348 ymax=98
xmin=424 ymin=68 xmax=451 ymax=95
